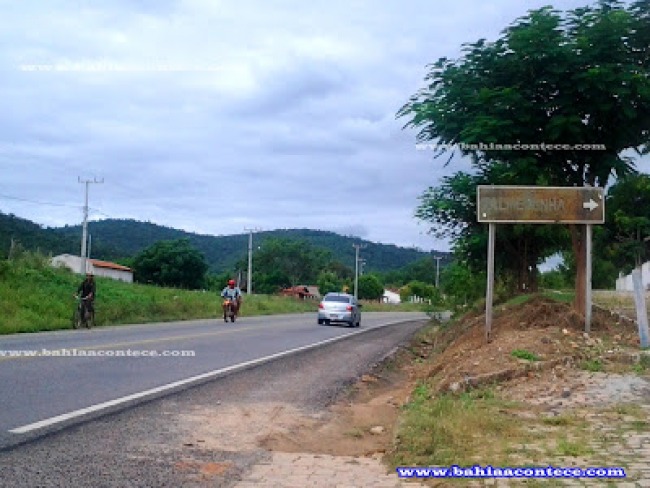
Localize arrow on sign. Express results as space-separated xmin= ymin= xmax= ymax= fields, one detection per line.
xmin=583 ymin=199 xmax=599 ymax=211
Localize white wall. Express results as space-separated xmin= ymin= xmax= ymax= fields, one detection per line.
xmin=382 ymin=290 xmax=401 ymax=304
xmin=616 ymin=262 xmax=650 ymax=291
xmin=51 ymin=254 xmax=133 ymax=283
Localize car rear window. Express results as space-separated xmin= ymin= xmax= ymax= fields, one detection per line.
xmin=323 ymin=296 xmax=351 ymax=303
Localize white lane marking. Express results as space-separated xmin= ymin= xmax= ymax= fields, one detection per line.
xmin=9 ymin=316 xmax=428 ymax=434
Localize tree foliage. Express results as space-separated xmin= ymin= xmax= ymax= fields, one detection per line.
xmin=251 ymin=238 xmax=332 ymax=293
xmin=581 ymin=172 xmax=650 ymax=286
xmin=399 ymin=1 xmax=650 ymax=308
xmin=381 ymin=255 xmax=453 ymax=287
xmin=358 ymin=274 xmax=384 ymax=300
xmin=399 ymin=280 xmax=442 ymax=305
xmin=416 ymin=170 xmax=568 ymax=293
xmin=317 ymin=271 xmax=344 ymax=295
xmin=132 ymin=239 xmax=208 ymax=289
xmin=439 ymin=261 xmax=486 ymax=306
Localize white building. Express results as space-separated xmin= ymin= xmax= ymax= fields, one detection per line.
xmin=51 ymin=254 xmax=133 ymax=283
xmin=382 ymin=289 xmax=401 ymax=304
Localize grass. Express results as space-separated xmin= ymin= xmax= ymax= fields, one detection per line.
xmin=581 ymin=359 xmax=604 ymax=372
xmin=0 ymin=252 xmax=431 ymax=334
xmin=386 ymin=291 xmax=650 ymax=480
xmin=388 ymin=380 xmax=615 ymax=471
xmin=498 ymin=290 xmax=575 ymax=310
xmin=389 ymin=385 xmax=528 ymax=467
xmin=555 ymin=436 xmax=594 ymax=457
xmin=511 ymin=349 xmax=540 ymax=362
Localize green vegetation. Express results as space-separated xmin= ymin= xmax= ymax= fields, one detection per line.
xmin=131 ymin=238 xmax=209 ymax=289
xmin=0 ymin=250 xmax=430 ymax=335
xmin=357 ymin=274 xmax=384 ymax=300
xmin=593 ymin=174 xmax=650 ymax=281
xmin=390 ymin=385 xmax=525 ymax=466
xmin=511 ymin=349 xmax=540 ymax=362
xmin=581 ymin=359 xmax=604 ymax=372
xmin=398 ymin=1 xmax=650 ymax=310
xmin=555 ymin=437 xmax=594 ymax=458
xmin=0 ymin=251 xmax=309 ymax=334
xmin=46 ymin=218 xmax=441 ymax=274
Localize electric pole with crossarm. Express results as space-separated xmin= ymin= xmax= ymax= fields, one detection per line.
xmin=244 ymin=227 xmax=262 ymax=294
xmin=352 ymin=243 xmax=366 ymax=299
xmin=79 ymin=177 xmax=103 ymax=274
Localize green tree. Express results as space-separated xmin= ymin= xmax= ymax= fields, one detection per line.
xmin=539 ymin=269 xmax=571 ymax=289
xmin=399 ymin=1 xmax=650 ymax=314
xmin=252 ymin=238 xmax=331 ymax=290
xmin=440 ymin=261 xmax=486 ymax=306
xmin=358 ymin=274 xmax=384 ymax=301
xmin=317 ymin=271 xmax=343 ymax=295
xmin=400 ymin=280 xmax=442 ymax=305
xmin=132 ymin=238 xmax=208 ymax=289
xmin=602 ymin=173 xmax=650 ymax=270
xmin=416 ymin=171 xmax=566 ymax=294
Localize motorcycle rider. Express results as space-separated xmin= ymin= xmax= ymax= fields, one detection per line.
xmin=220 ymin=279 xmax=242 ymax=321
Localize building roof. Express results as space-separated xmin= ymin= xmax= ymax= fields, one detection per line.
xmin=90 ymin=259 xmax=132 ymax=272
xmin=280 ymin=285 xmax=320 ymax=298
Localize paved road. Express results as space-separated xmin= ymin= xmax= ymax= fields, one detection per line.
xmin=0 ymin=312 xmax=427 ymax=448
xmin=0 ymin=316 xmax=429 ymax=488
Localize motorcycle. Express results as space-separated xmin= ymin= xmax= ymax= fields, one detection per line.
xmin=222 ymin=299 xmax=237 ymax=323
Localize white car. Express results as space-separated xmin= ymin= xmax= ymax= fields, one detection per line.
xmin=317 ymin=292 xmax=361 ymax=327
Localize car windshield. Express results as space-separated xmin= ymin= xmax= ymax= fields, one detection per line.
xmin=323 ymin=296 xmax=351 ymax=303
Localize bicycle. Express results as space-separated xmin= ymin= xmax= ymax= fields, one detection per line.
xmin=72 ymin=295 xmax=95 ymax=329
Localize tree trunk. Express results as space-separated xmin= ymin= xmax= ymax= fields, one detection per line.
xmin=516 ymin=236 xmax=539 ymax=293
xmin=570 ymin=225 xmax=586 ymax=316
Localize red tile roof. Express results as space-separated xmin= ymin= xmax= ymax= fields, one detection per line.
xmin=90 ymin=259 xmax=132 ymax=272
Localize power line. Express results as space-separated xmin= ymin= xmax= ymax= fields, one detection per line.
xmin=0 ymin=193 xmax=81 ymax=209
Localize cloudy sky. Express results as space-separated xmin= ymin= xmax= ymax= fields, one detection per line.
xmin=1 ymin=0 xmax=646 ymax=253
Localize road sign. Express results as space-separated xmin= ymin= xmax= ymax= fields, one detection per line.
xmin=477 ymin=186 xmax=604 ymax=224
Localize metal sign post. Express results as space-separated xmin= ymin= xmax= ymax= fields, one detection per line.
xmin=585 ymin=224 xmax=592 ymax=333
xmin=486 ymin=223 xmax=495 ymax=342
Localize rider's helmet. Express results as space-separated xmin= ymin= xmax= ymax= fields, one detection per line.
xmin=228 ymin=279 xmax=235 ymax=287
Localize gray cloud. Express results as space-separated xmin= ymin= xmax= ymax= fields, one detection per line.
xmin=2 ymin=0 xmax=643 ymax=255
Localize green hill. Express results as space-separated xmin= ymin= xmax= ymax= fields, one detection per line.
xmin=0 ymin=213 xmax=448 ymax=274
xmin=52 ymin=219 xmax=444 ymax=273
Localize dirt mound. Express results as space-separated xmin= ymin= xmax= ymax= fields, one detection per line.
xmin=429 ymin=295 xmax=640 ymax=392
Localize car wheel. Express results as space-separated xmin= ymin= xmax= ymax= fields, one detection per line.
xmin=318 ymin=319 xmax=324 ymax=325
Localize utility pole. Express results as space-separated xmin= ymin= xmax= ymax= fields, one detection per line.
xmin=434 ymin=256 xmax=443 ymax=288
xmin=352 ymin=243 xmax=366 ymax=299
xmin=79 ymin=177 xmax=103 ymax=274
xmin=244 ymin=227 xmax=262 ymax=295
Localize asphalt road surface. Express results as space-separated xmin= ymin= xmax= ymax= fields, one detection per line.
xmin=0 ymin=313 xmax=429 ymax=487
xmin=0 ymin=312 xmax=427 ymax=449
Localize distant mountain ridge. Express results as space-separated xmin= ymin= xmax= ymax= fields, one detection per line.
xmin=0 ymin=213 xmax=446 ymax=274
